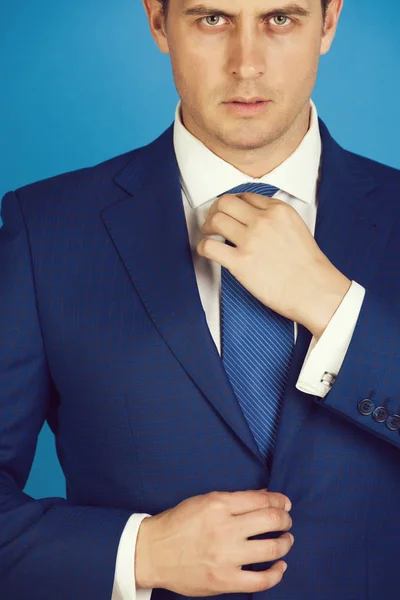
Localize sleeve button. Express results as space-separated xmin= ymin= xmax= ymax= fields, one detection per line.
xmin=372 ymin=406 xmax=388 ymax=423
xmin=358 ymin=399 xmax=375 ymax=416
xmin=386 ymin=414 xmax=400 ymax=431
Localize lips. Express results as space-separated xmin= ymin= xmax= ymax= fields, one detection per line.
xmin=224 ymin=100 xmax=270 ymax=115
xmin=228 ymin=97 xmax=268 ymax=104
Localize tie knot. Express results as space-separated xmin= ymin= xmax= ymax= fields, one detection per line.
xmin=220 ymin=182 xmax=279 ymax=198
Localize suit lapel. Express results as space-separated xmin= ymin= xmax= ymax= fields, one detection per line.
xmin=269 ymin=118 xmax=394 ymax=482
xmin=101 ymin=118 xmax=394 ymax=476
xmin=101 ymin=126 xmax=265 ymax=466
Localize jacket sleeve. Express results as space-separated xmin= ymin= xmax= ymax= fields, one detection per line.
xmin=313 ymin=285 xmax=400 ymax=451
xmin=0 ymin=191 xmax=133 ymax=599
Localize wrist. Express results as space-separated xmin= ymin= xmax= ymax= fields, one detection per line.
xmin=135 ymin=516 xmax=160 ymax=590
xmin=297 ymin=262 xmax=351 ymax=339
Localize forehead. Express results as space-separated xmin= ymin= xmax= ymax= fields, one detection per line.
xmin=180 ymin=0 xmax=315 ymax=8
xmin=180 ymin=1 xmax=316 ymax=20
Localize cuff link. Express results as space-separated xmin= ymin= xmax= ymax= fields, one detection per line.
xmin=320 ymin=371 xmax=336 ymax=388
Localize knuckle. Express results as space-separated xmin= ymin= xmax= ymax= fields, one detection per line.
xmin=258 ymin=570 xmax=282 ymax=593
xmin=218 ymin=196 xmax=230 ymax=211
xmin=207 ymin=490 xmax=222 ymax=502
xmin=253 ymin=574 xmax=269 ymax=593
xmin=260 ymin=494 xmax=272 ymax=508
xmin=275 ymin=202 xmax=293 ymax=220
xmin=202 ymin=238 xmax=214 ymax=254
xmin=267 ymin=508 xmax=283 ymax=528
xmin=207 ymin=491 xmax=226 ymax=511
xmin=272 ymin=201 xmax=287 ymax=213
xmin=211 ymin=212 xmax=225 ymax=227
xmin=279 ymin=535 xmax=293 ymax=557
xmin=269 ymin=538 xmax=283 ymax=559
xmin=268 ymin=568 xmax=284 ymax=588
xmin=273 ymin=535 xmax=291 ymax=559
xmin=239 ymin=242 xmax=254 ymax=259
xmin=275 ymin=492 xmax=290 ymax=507
xmin=280 ymin=512 xmax=292 ymax=531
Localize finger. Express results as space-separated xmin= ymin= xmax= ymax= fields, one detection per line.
xmin=235 ymin=507 xmax=292 ymax=539
xmin=236 ymin=192 xmax=280 ymax=210
xmin=239 ymin=532 xmax=294 ymax=565
xmin=207 ymin=194 xmax=259 ymax=225
xmin=197 ymin=237 xmax=236 ymax=269
xmin=201 ymin=212 xmax=246 ymax=245
xmin=224 ymin=490 xmax=292 ymax=516
xmin=230 ymin=560 xmax=287 ymax=593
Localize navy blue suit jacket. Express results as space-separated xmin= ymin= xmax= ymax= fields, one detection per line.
xmin=1 ymin=118 xmax=400 ymax=600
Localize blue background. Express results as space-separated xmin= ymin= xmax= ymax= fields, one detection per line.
xmin=0 ymin=0 xmax=399 ymax=499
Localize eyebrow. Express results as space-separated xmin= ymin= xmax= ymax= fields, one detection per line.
xmin=183 ymin=3 xmax=312 ymax=19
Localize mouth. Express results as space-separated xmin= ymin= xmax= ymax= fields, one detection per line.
xmin=224 ymin=100 xmax=270 ymax=115
xmin=227 ymin=97 xmax=268 ymax=104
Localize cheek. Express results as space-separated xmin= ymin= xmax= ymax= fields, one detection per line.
xmin=271 ymin=42 xmax=320 ymax=94
xmin=171 ymin=49 xmax=219 ymax=106
xmin=170 ymin=41 xmax=206 ymax=81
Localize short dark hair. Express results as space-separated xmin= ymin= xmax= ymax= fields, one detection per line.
xmin=158 ymin=0 xmax=332 ymax=22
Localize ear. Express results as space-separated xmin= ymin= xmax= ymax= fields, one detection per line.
xmin=142 ymin=0 xmax=170 ymax=55
xmin=320 ymin=0 xmax=344 ymax=56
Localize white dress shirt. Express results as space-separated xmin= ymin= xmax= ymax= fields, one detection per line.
xmin=112 ymin=99 xmax=366 ymax=600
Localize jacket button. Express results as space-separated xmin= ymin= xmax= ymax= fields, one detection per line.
xmin=372 ymin=406 xmax=388 ymax=423
xmin=386 ymin=414 xmax=400 ymax=431
xmin=358 ymin=399 xmax=375 ymax=416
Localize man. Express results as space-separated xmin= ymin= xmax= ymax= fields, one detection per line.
xmin=0 ymin=0 xmax=399 ymax=598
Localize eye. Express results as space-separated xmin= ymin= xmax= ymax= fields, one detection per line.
xmin=270 ymin=15 xmax=291 ymax=27
xmin=201 ymin=15 xmax=227 ymax=27
xmin=200 ymin=14 xmax=292 ymax=29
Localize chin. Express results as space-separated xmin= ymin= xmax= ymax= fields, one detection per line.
xmin=221 ymin=134 xmax=273 ymax=151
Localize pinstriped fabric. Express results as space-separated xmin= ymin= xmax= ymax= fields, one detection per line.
xmin=220 ymin=183 xmax=295 ymax=463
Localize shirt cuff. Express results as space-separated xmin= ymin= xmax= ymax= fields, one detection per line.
xmin=112 ymin=513 xmax=153 ymax=600
xmin=296 ymin=280 xmax=366 ymax=397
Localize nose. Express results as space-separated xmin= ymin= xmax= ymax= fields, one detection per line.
xmin=228 ymin=25 xmax=266 ymax=80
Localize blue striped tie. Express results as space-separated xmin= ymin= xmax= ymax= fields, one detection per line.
xmin=220 ymin=183 xmax=295 ymax=464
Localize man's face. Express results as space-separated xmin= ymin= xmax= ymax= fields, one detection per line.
xmin=147 ymin=0 xmax=340 ymax=155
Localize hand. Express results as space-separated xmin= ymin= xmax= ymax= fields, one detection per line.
xmin=135 ymin=489 xmax=293 ymax=596
xmin=197 ymin=193 xmax=351 ymax=339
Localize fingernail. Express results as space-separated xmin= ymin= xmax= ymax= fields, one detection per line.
xmin=289 ymin=533 xmax=295 ymax=544
xmin=285 ymin=500 xmax=292 ymax=511
xmin=282 ymin=562 xmax=288 ymax=573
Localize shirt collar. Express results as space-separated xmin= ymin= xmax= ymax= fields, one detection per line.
xmin=173 ymin=98 xmax=322 ymax=210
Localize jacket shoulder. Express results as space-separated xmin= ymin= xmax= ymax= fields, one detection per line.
xmin=13 ymin=148 xmax=138 ymax=205
xmin=344 ymin=148 xmax=400 ymax=184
